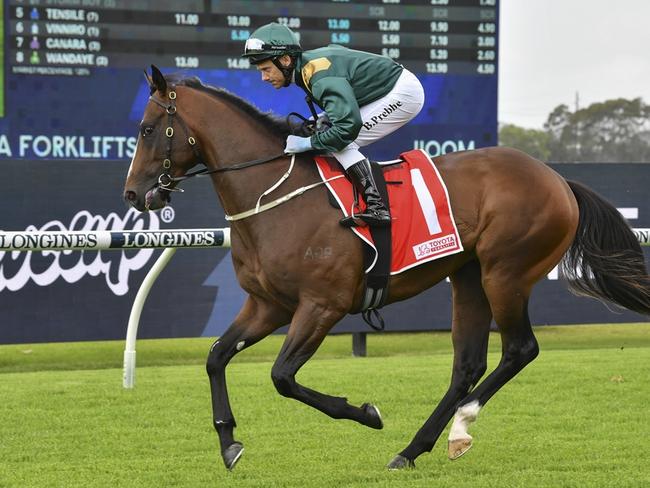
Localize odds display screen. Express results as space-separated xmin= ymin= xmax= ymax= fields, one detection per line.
xmin=1 ymin=0 xmax=498 ymax=160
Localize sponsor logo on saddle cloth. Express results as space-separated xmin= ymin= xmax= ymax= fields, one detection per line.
xmin=314 ymin=149 xmax=463 ymax=274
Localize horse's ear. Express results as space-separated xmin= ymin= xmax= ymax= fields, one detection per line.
xmin=143 ymin=69 xmax=153 ymax=90
xmin=150 ymin=64 xmax=167 ymax=94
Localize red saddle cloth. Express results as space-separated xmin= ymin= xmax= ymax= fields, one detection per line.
xmin=315 ymin=149 xmax=463 ymax=274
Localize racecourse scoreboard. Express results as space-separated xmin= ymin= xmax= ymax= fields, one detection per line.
xmin=1 ymin=0 xmax=499 ymax=160
xmin=7 ymin=0 xmax=498 ymax=76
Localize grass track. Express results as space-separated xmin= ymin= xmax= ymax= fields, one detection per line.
xmin=0 ymin=325 xmax=649 ymax=487
xmin=1 ymin=323 xmax=650 ymax=374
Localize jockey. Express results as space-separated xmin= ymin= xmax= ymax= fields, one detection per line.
xmin=242 ymin=22 xmax=425 ymax=227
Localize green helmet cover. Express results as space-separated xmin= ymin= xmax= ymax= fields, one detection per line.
xmin=243 ymin=22 xmax=302 ymax=64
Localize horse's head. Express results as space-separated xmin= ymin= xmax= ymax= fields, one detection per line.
xmin=123 ymin=65 xmax=202 ymax=212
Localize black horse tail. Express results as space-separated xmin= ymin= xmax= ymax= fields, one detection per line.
xmin=560 ymin=180 xmax=650 ymax=315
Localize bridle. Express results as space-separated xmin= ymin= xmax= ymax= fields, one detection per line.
xmin=147 ymin=87 xmax=286 ymax=192
xmin=148 ymin=89 xmax=202 ymax=192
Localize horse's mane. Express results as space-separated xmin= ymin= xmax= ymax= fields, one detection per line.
xmin=164 ymin=74 xmax=292 ymax=139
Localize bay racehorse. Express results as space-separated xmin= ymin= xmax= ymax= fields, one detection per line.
xmin=123 ymin=66 xmax=650 ymax=470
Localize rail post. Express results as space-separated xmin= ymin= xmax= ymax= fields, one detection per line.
xmin=123 ymin=247 xmax=177 ymax=389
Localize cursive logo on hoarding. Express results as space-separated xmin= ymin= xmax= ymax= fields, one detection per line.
xmin=0 ymin=208 xmax=160 ymax=296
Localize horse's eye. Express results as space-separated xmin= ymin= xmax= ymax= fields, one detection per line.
xmin=141 ymin=126 xmax=154 ymax=137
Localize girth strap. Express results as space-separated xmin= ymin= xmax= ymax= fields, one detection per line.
xmin=359 ymin=161 xmax=392 ymax=331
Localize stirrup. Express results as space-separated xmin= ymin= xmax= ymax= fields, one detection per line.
xmin=339 ymin=215 xmax=365 ymax=228
xmin=339 ymin=210 xmax=390 ymax=228
xmin=360 ymin=210 xmax=391 ymax=227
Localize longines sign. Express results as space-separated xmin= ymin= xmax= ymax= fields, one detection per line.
xmin=0 ymin=227 xmax=226 ymax=251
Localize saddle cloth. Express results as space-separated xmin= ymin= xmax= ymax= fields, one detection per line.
xmin=315 ymin=149 xmax=463 ymax=274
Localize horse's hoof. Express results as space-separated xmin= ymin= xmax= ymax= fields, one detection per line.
xmin=222 ymin=442 xmax=244 ymax=471
xmin=387 ymin=454 xmax=415 ymax=470
xmin=448 ymin=438 xmax=472 ymax=460
xmin=361 ymin=402 xmax=383 ymax=429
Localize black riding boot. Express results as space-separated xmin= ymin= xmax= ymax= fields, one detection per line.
xmin=345 ymin=159 xmax=391 ymax=227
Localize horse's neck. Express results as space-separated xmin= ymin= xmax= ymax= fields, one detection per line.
xmin=195 ymin=105 xmax=283 ymax=209
xmin=215 ymin=153 xmax=318 ymax=251
xmin=195 ymin=100 xmax=316 ymax=246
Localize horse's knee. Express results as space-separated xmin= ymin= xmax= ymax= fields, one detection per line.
xmin=504 ymin=335 xmax=539 ymax=369
xmin=522 ymin=336 xmax=539 ymax=363
xmin=270 ymin=364 xmax=295 ymax=397
xmin=452 ymin=360 xmax=487 ymax=393
xmin=206 ymin=339 xmax=233 ymax=376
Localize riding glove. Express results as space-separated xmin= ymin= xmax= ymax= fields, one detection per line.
xmin=284 ymin=135 xmax=313 ymax=154
xmin=315 ymin=113 xmax=332 ymax=132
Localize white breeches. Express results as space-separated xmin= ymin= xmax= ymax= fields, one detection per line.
xmin=332 ymin=68 xmax=425 ymax=169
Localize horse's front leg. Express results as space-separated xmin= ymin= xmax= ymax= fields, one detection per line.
xmin=270 ymin=300 xmax=383 ymax=429
xmin=206 ymin=295 xmax=290 ymax=470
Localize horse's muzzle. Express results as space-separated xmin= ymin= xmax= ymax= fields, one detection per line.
xmin=123 ymin=186 xmax=170 ymax=212
xmin=124 ymin=190 xmax=138 ymax=203
xmin=123 ymin=189 xmax=146 ymax=211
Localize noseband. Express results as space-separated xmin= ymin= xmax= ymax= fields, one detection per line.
xmin=147 ymin=88 xmax=285 ymax=191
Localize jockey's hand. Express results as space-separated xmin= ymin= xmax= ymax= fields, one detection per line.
xmin=315 ymin=113 xmax=332 ymax=132
xmin=284 ymin=135 xmax=313 ymax=154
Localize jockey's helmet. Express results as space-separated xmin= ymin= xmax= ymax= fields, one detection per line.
xmin=242 ymin=23 xmax=302 ymax=65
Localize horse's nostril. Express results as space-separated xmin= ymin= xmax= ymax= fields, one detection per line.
xmin=124 ymin=190 xmax=137 ymax=201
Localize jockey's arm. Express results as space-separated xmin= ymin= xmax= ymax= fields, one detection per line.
xmin=308 ymin=77 xmax=362 ymax=153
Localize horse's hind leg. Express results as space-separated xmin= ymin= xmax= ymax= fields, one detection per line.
xmin=438 ymin=204 xmax=572 ymax=463
xmin=388 ymin=259 xmax=492 ymax=469
xmin=270 ymin=300 xmax=384 ymax=429
xmin=206 ymin=296 xmax=291 ymax=470
xmin=444 ymin=276 xmax=539 ymax=460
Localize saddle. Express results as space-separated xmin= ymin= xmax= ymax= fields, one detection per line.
xmin=316 ymin=150 xmax=465 ymax=331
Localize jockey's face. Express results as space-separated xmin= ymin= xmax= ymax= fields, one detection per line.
xmin=256 ymin=55 xmax=292 ymax=89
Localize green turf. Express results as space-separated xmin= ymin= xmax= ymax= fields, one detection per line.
xmin=1 ymin=323 xmax=649 ymax=374
xmin=0 ymin=325 xmax=649 ymax=487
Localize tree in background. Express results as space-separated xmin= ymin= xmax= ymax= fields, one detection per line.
xmin=498 ymin=124 xmax=550 ymax=160
xmin=500 ymin=97 xmax=650 ymax=162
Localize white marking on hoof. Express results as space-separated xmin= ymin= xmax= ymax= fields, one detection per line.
xmin=448 ymin=438 xmax=473 ymax=460
xmin=236 ymin=341 xmax=246 ymax=351
xmin=448 ymin=400 xmax=481 ymax=442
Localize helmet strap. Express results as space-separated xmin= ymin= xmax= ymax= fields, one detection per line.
xmin=272 ymin=56 xmax=296 ymax=87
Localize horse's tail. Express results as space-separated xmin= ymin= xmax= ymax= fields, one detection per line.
xmin=559 ymin=180 xmax=650 ymax=315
